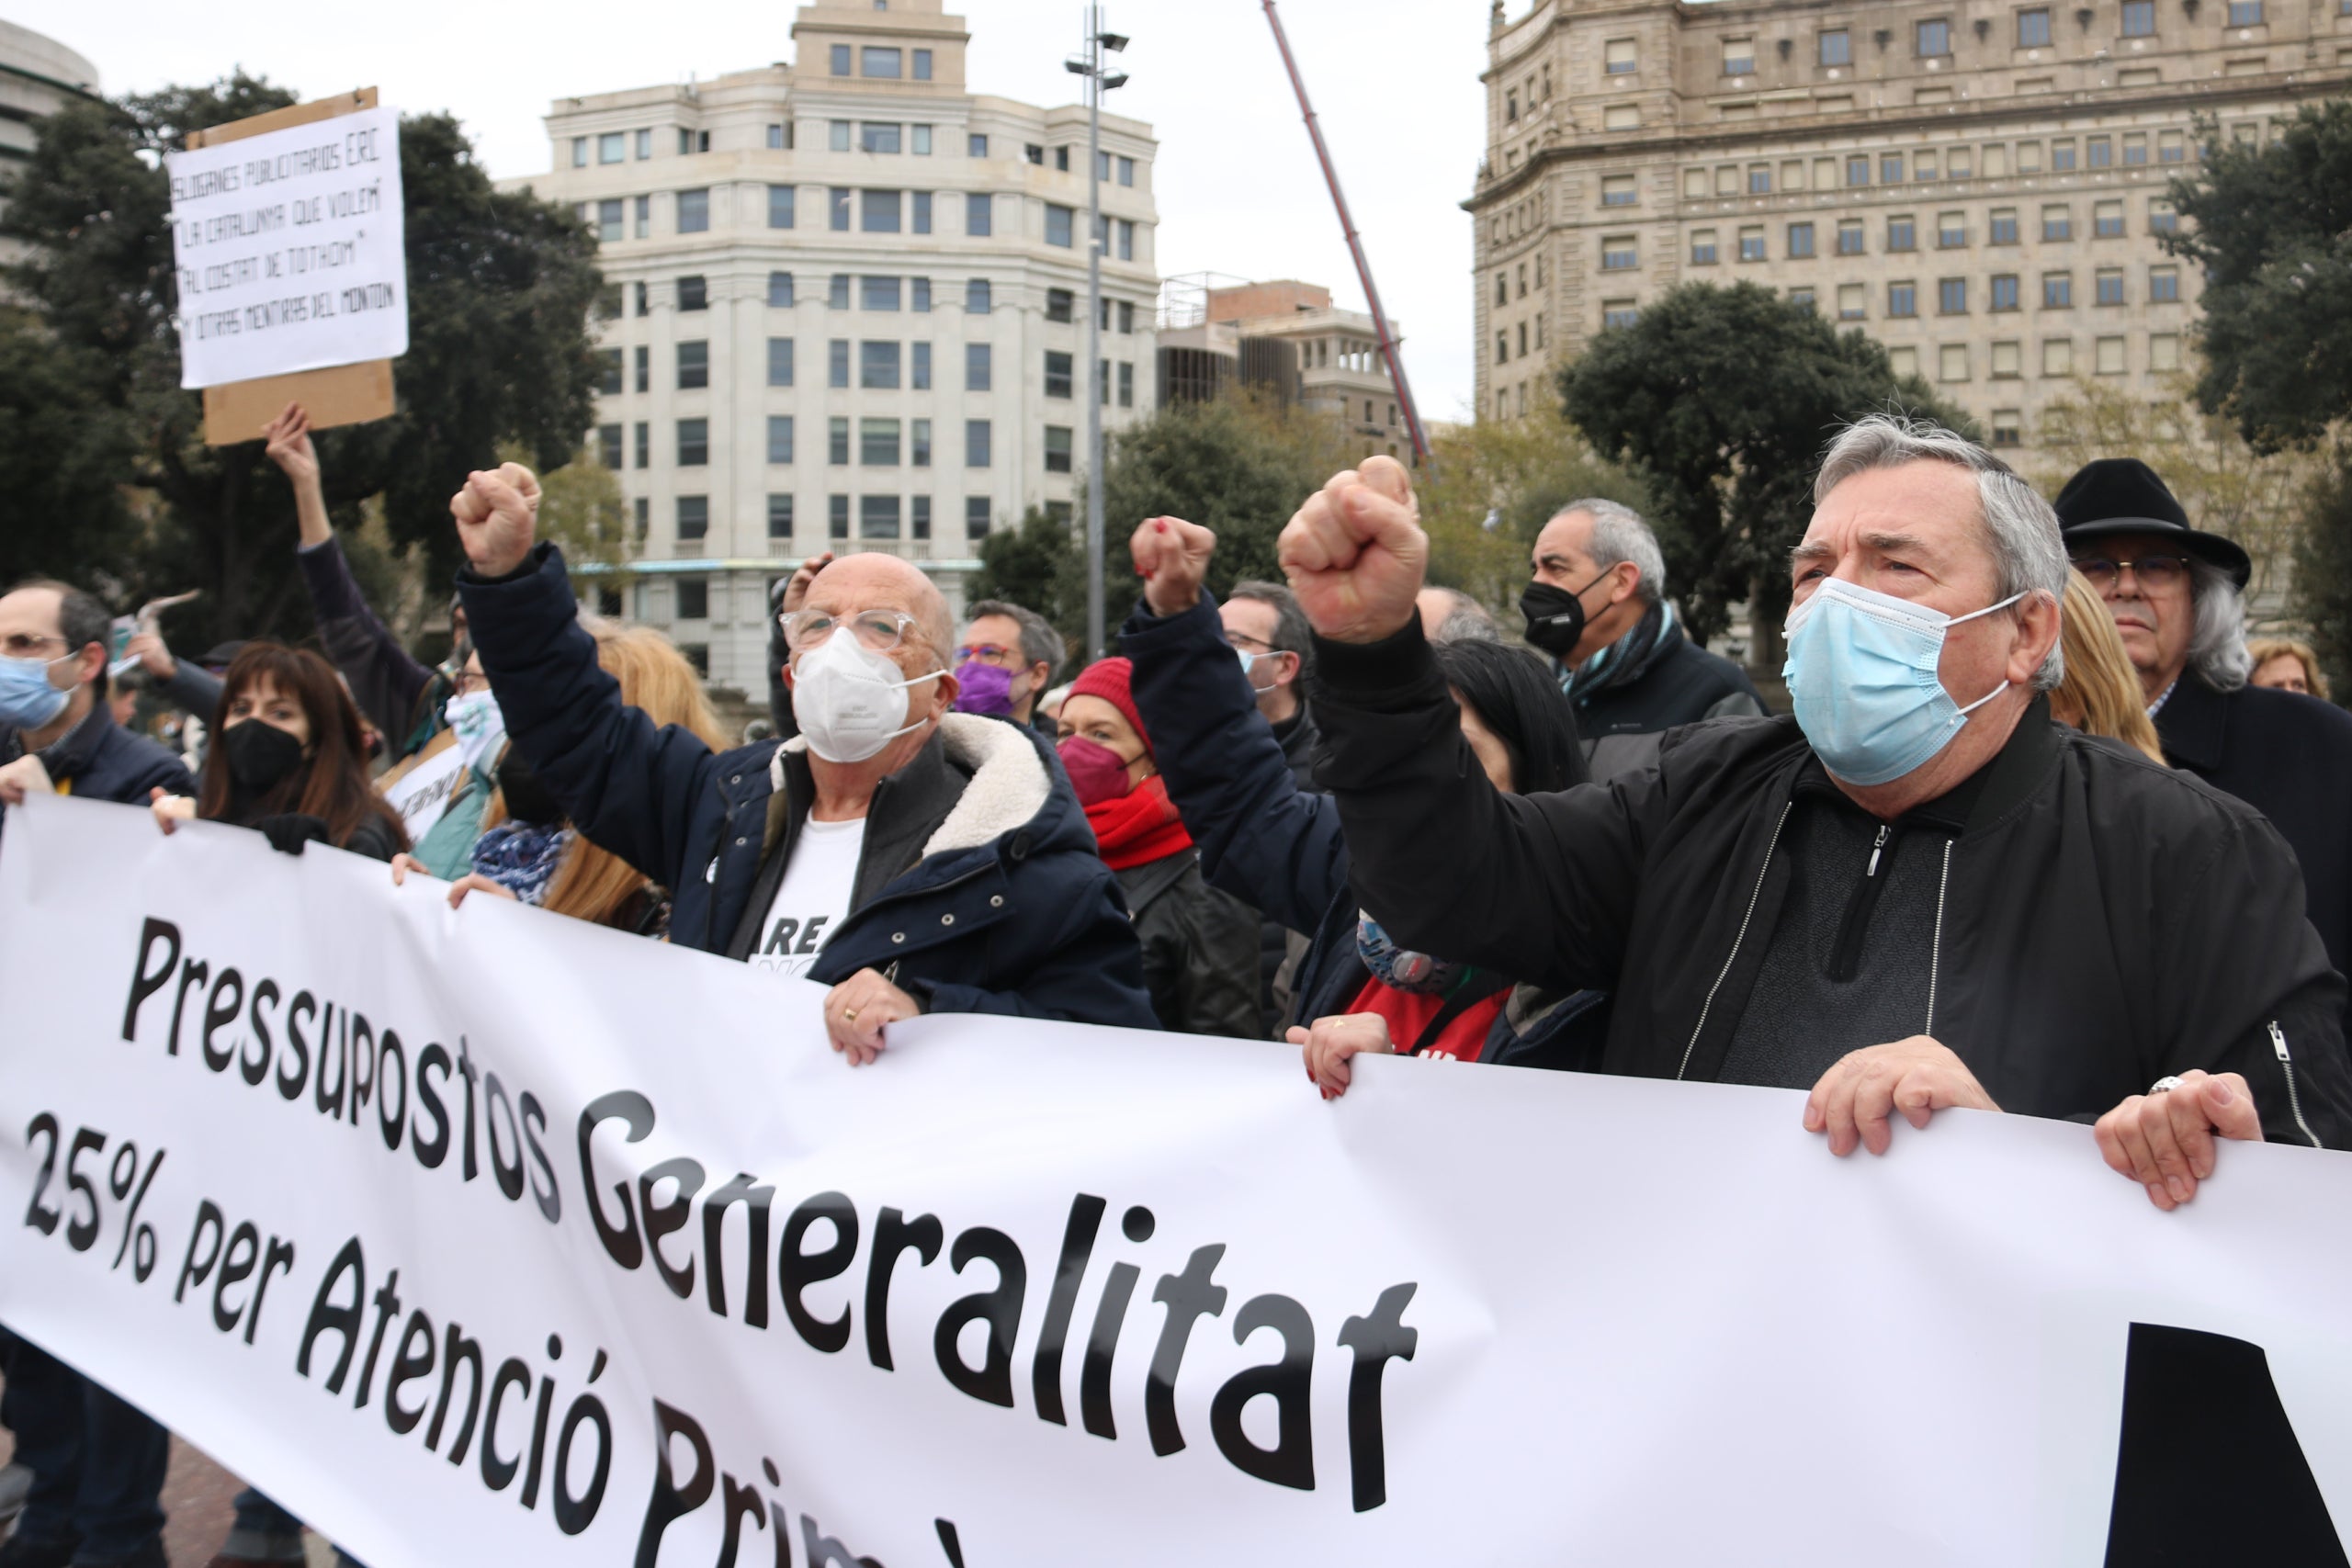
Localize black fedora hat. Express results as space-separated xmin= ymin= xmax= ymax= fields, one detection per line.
xmin=2052 ymin=457 xmax=2251 ymax=589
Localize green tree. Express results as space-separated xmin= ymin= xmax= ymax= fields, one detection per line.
xmin=2291 ymin=446 xmax=2352 ymax=701
xmin=968 ymin=507 xmax=1076 ymax=636
xmin=1558 ymin=281 xmax=1975 ymax=649
xmin=1415 ymin=404 xmax=1651 ymax=619
xmin=0 ymin=74 xmax=602 ymax=650
xmin=2165 ymin=103 xmax=2352 ymax=451
xmin=0 ymin=307 xmax=141 ymax=587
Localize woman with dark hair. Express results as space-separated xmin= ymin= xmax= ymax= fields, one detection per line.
xmin=1118 ymin=513 xmax=1603 ymax=1093
xmin=150 ymin=642 xmax=408 ymax=862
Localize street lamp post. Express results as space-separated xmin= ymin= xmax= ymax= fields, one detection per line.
xmin=1067 ymin=8 xmax=1127 ymax=663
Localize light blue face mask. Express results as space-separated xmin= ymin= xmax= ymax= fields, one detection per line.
xmin=0 ymin=654 xmax=72 ymax=731
xmin=1782 ymin=578 xmax=2022 ymax=787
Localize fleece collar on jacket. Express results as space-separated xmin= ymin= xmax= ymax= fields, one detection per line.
xmin=769 ymin=711 xmax=1054 ymax=858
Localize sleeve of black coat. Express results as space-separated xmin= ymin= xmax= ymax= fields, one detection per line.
xmin=298 ymin=537 xmax=435 ymax=745
xmin=915 ymin=854 xmax=1159 ymax=1030
xmin=2151 ymin=808 xmax=2352 ymax=1149
xmin=1311 ymin=619 xmax=1665 ymax=996
xmin=458 ymin=544 xmax=720 ymax=895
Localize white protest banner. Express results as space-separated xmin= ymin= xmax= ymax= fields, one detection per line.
xmin=377 ymin=734 xmax=469 ymax=843
xmin=3 ymin=795 xmax=2351 ymax=1566
xmin=166 ymin=105 xmax=407 ymax=389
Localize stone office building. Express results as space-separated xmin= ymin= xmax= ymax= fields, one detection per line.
xmin=1470 ymin=0 xmax=2352 ymax=448
xmin=508 ymin=0 xmax=1159 ymax=689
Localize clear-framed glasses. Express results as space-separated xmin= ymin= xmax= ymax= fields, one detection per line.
xmin=781 ymin=607 xmax=922 ymax=654
xmin=0 ymin=633 xmax=69 ymax=660
xmin=2071 ymin=554 xmax=2190 ymax=592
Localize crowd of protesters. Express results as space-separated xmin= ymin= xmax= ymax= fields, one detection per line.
xmin=5 ymin=397 xmax=2352 ymax=1564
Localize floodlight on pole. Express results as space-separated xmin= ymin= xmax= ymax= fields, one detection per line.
xmin=1069 ymin=2 xmax=1129 ymax=663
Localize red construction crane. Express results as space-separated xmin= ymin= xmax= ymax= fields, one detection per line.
xmin=1261 ymin=0 xmax=1434 ymax=468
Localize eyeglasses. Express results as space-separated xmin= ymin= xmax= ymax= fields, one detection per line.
xmin=2072 ymin=554 xmax=2191 ymax=592
xmin=1 ymin=634 xmax=68 ymax=660
xmin=780 ymin=607 xmax=924 ymax=654
xmin=1223 ymin=632 xmax=1276 ymax=654
xmin=956 ymin=642 xmax=1020 ymax=667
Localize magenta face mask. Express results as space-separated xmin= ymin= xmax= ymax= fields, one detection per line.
xmin=1057 ymin=734 xmax=1134 ymax=808
xmin=954 ymin=660 xmax=1016 ymax=716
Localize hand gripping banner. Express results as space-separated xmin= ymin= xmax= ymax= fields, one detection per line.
xmin=2 ymin=795 xmax=2349 ymax=1566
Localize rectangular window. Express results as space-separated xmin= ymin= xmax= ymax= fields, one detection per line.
xmin=767 ymin=416 xmax=794 ymax=465
xmin=1601 ymin=175 xmax=1637 ymax=207
xmin=2151 ymin=333 xmax=2181 ymax=371
xmin=966 ymin=419 xmax=991 ymax=468
xmin=634 ymin=345 xmax=649 ymax=392
xmin=1838 ymin=283 xmax=1866 ymax=320
xmin=967 ymin=497 xmax=991 ymax=537
xmin=1046 ymin=288 xmax=1075 ymax=323
xmin=1889 ymin=347 xmax=1919 ymax=380
xmin=910 ymin=496 xmax=932 ymax=540
xmin=1603 ymin=300 xmax=1643 ymax=332
xmin=1118 ymin=361 xmax=1135 ymax=408
xmin=2095 ymin=199 xmax=2125 ymax=238
xmin=1119 ymin=156 xmax=1136 ymax=186
xmin=677 ymin=341 xmax=708 ymax=390
xmin=1883 ymin=152 xmax=1906 ymax=185
xmin=1749 ymin=164 xmax=1772 ymax=195
xmin=1117 ymin=220 xmax=1135 ymax=262
xmin=767 ymin=185 xmax=795 ymax=230
xmin=633 ymin=422 xmax=649 ymax=468
xmin=2150 ymin=265 xmax=2181 ymax=302
xmin=861 ymin=419 xmax=901 ymax=467
xmin=1939 ymin=278 xmax=1968 ymax=313
xmin=914 ymin=49 xmax=933 ymax=80
xmin=831 ymin=188 xmax=852 ymax=231
xmin=1992 ymin=274 xmax=2021 ymax=310
xmin=968 ymin=132 xmax=989 ymax=158
xmin=1992 ymin=341 xmax=2023 ymax=378
xmin=2097 ymin=268 xmax=2126 ymax=305
xmin=830 ymin=495 xmax=850 ymax=540
xmin=905 ymin=277 xmax=928 ymax=314
xmin=597 ymin=350 xmax=623 ymax=396
xmin=768 ymin=271 xmax=795 ymax=308
xmin=2159 ymin=130 xmax=2186 ymax=164
xmin=1991 ymin=209 xmax=2019 ymax=245
xmin=1097 ymin=151 xmax=1113 ymax=181
xmin=1605 ymin=38 xmax=1638 ymax=73
xmin=2088 ymin=136 xmax=2113 ymax=170
xmin=1950 ymin=148 xmax=1973 ymax=178
xmin=909 ymin=191 xmax=933 ymax=235
xmin=1044 ymin=426 xmax=1074 ymax=474
xmin=1683 ymin=168 xmax=1708 ymax=198
xmin=1055 ymin=148 xmax=1070 ymax=172
xmin=1600 ymin=235 xmax=1638 ymax=271
xmin=1939 ymin=344 xmax=1970 ymax=381
xmin=1820 ymin=28 xmax=1851 ymax=64
xmin=767 ymin=494 xmax=794 ymax=538
xmin=596 ymin=423 xmax=622 ymax=469
xmin=1724 ymin=38 xmax=1756 ymax=74
xmin=863 ymin=276 xmax=902 ymax=312
xmin=966 ymin=343 xmax=992 ymax=391
xmin=831 ymin=44 xmax=852 ymax=75
xmin=1046 ymin=351 xmax=1074 ymax=399
xmin=1788 ymin=221 xmax=1816 ymax=258
xmin=1991 ymin=410 xmax=2022 ymax=447
xmin=2052 ymin=140 xmax=2077 ymax=171
xmin=1024 ymin=144 xmax=1045 ymax=165
xmin=2018 ymin=141 xmax=2043 ymax=174
xmin=2045 ymin=272 xmax=2075 ymax=308
xmin=2122 ymin=0 xmax=2156 ymax=34
xmin=571 ymin=137 xmax=588 ymax=168
xmin=829 ymin=417 xmax=850 ymax=466
xmin=1118 ymin=300 xmax=1135 ymax=334
xmin=912 ymin=419 xmax=932 ymax=468
xmin=768 ymin=123 xmax=786 ymax=150
xmin=598 ymin=131 xmax=625 ymax=164
xmin=1847 ymin=154 xmax=1871 ymax=187
xmin=863 ymin=47 xmax=903 ymax=78
xmin=676 ymin=419 xmax=708 ymax=466
xmin=860 ymin=496 xmax=901 ymax=539
xmin=829 ymin=339 xmax=850 ymax=388
xmin=1917 ymin=18 xmax=1951 ymax=55
xmin=677 ymin=497 xmax=708 ymax=542
xmin=1739 ymin=227 xmax=1767 ymax=262
xmin=2227 ymin=0 xmax=2263 ymax=22
xmin=911 ymin=342 xmax=931 ymax=390
xmin=2020 ymin=6 xmax=2054 ymax=43
xmin=1690 ymin=231 xmax=1719 ymax=265
xmin=1838 ymin=220 xmax=1865 ymax=255
xmin=1887 ymin=216 xmax=1917 ymax=252
xmin=2097 ymin=335 xmax=2127 ymax=375
xmin=676 ymin=187 xmax=711 ymax=233
xmin=1889 ymin=282 xmax=1918 ymax=317
xmin=860 ymin=341 xmax=901 ymax=389
xmin=1046 ymin=205 xmax=1075 ymax=248
xmin=2043 ymin=205 xmax=2073 ymax=242
xmin=831 ymin=120 xmax=853 ymax=152
xmin=862 ymin=190 xmax=902 ymax=233
xmin=1790 ymin=288 xmax=1816 ymax=311
xmin=636 ymin=128 xmax=652 ymax=160
xmin=1939 ymin=212 xmax=1967 ymax=248
xmin=966 ymin=193 xmax=992 ymax=237
xmin=966 ymin=278 xmax=992 ymax=313
xmin=767 ymin=338 xmax=794 ymax=387
xmin=862 ymin=122 xmax=901 ymax=154
xmin=595 ymin=198 xmax=623 ymax=244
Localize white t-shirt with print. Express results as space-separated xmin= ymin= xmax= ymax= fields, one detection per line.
xmin=752 ymin=815 xmax=866 ymax=980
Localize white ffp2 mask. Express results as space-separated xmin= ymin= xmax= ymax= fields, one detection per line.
xmin=790 ymin=628 xmax=943 ymax=763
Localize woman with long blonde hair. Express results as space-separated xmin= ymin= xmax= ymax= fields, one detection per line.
xmin=2052 ymin=570 xmax=2165 ymax=763
xmin=394 ymin=621 xmax=728 ymax=933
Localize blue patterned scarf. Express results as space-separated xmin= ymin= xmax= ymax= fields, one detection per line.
xmin=469 ymin=821 xmax=575 ymax=908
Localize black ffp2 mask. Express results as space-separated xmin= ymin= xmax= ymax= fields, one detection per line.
xmin=1521 ymin=580 xmax=1598 ymax=659
xmin=220 ymin=717 xmax=307 ymax=797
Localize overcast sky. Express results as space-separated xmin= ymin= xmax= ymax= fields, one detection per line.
xmin=8 ymin=0 xmax=1489 ymax=421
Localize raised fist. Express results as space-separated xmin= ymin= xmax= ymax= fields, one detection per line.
xmin=1130 ymin=516 xmax=1216 ymax=617
xmin=1276 ymin=455 xmax=1429 ymax=645
xmin=450 ymin=463 xmax=544 ymax=579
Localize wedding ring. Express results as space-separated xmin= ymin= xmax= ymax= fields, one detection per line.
xmin=2149 ymin=1076 xmax=2185 ymax=1095
xmin=842 ymin=1008 xmax=860 ymax=1024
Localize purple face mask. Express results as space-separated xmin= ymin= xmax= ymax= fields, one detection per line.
xmin=954 ymin=660 xmax=1016 ymax=716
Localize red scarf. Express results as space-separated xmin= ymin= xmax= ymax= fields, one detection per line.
xmin=1084 ymin=774 xmax=1195 ymax=872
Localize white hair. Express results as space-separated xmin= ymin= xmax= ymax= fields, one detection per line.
xmin=1812 ymin=414 xmax=2068 ymax=692
xmin=2186 ymin=558 xmax=2254 ymax=692
xmin=1554 ymin=498 xmax=1667 ymax=605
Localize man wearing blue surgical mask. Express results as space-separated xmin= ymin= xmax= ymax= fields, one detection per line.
xmin=0 ymin=580 xmax=191 ymax=829
xmin=1284 ymin=417 xmax=2352 ymax=1214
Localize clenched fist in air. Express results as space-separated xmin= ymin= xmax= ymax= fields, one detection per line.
xmin=1131 ymin=516 xmax=1217 ymax=618
xmin=449 ymin=463 xmax=544 ymax=579
xmin=1275 ymin=455 xmax=1430 ymax=645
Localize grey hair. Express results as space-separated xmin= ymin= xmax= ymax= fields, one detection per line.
xmin=965 ymin=599 xmax=1066 ymax=682
xmin=1811 ymin=414 xmax=2069 ymax=692
xmin=1227 ymin=579 xmax=1316 ymax=686
xmin=1426 ymin=587 xmax=1502 ymax=644
xmin=1554 ymin=499 xmax=1667 ymax=605
xmin=2185 ymin=558 xmax=2254 ymax=692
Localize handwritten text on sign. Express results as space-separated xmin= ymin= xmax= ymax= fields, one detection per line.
xmin=165 ymin=106 xmax=409 ymax=389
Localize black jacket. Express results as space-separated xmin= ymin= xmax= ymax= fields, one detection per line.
xmin=1116 ymin=850 xmax=1266 ymax=1038
xmin=1271 ymin=705 xmax=1319 ymax=793
xmin=460 ymin=544 xmax=1156 ymax=1028
xmin=1123 ymin=594 xmax=1607 ymax=1067
xmin=1561 ymin=604 xmax=1768 ymax=780
xmin=1315 ymin=619 xmax=2352 ymax=1146
xmin=0 ymin=705 xmax=193 ymax=837
xmin=2156 ymin=675 xmax=2352 ymax=1006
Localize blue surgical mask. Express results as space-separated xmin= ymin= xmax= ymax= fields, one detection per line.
xmin=1782 ymin=578 xmax=2022 ymax=787
xmin=0 ymin=654 xmax=72 ymax=731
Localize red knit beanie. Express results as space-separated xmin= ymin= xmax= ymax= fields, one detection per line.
xmin=1067 ymin=657 xmax=1153 ymax=756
